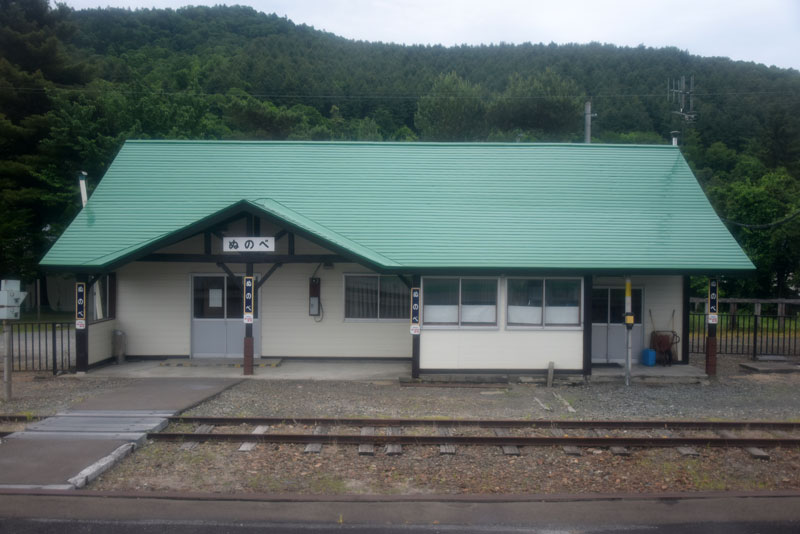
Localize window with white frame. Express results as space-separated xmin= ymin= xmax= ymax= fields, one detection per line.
xmin=423 ymin=277 xmax=498 ymax=326
xmin=506 ymin=278 xmax=581 ymax=326
xmin=344 ymin=275 xmax=409 ymax=320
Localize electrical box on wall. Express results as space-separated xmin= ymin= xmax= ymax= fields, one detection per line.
xmin=309 ymin=277 xmax=321 ymax=316
xmin=0 ymin=279 xmax=27 ymax=320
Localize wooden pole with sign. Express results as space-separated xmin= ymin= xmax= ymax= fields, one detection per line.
xmin=706 ymin=278 xmax=718 ymax=377
xmin=410 ymin=276 xmax=421 ymax=379
xmin=75 ymin=277 xmax=89 ymax=373
xmin=243 ymin=216 xmax=254 ymax=376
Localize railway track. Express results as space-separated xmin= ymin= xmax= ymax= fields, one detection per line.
xmin=149 ymin=417 xmax=800 ymax=457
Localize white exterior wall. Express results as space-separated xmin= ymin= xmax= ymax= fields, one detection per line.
xmin=420 ymin=277 xmax=584 ymax=371
xmin=261 ymin=262 xmax=410 ymax=358
xmin=114 ymin=234 xmax=410 ymax=358
xmin=594 ymin=275 xmax=684 ymax=362
xmin=88 ymin=319 xmax=117 ymax=365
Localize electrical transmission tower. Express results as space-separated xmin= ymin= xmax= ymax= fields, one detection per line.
xmin=668 ymin=76 xmax=697 ymax=123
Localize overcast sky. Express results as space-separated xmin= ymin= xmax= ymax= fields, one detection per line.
xmin=62 ymin=0 xmax=800 ymax=71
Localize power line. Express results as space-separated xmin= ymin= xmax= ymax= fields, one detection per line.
xmin=722 ymin=209 xmax=800 ymax=229
xmin=1 ymin=84 xmax=799 ymax=102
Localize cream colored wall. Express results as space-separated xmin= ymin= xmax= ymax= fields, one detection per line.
xmin=260 ymin=263 xmax=411 ymax=358
xmin=420 ymin=277 xmax=584 ymax=371
xmin=594 ymin=275 xmax=684 ymax=361
xmin=116 ymin=262 xmax=194 ymax=356
xmin=115 ymin=229 xmax=411 ymax=357
xmin=88 ymin=319 xmax=117 ymax=364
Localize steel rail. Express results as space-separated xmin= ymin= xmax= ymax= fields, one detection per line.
xmin=148 ymin=432 xmax=800 ymax=448
xmin=168 ymin=416 xmax=800 ymax=431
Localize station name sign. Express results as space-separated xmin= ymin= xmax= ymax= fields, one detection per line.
xmin=223 ymin=237 xmax=275 ymax=253
xmin=410 ymin=287 xmax=420 ymax=335
xmin=75 ymin=282 xmax=86 ymax=329
xmin=243 ymin=276 xmax=254 ymax=324
xmin=708 ymin=278 xmax=718 ymax=325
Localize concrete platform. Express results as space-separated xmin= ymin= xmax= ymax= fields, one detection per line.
xmin=740 ymin=361 xmax=800 ymax=373
xmin=90 ymin=359 xmax=412 ymax=381
xmin=0 ymin=378 xmax=242 ymax=489
xmin=0 ymin=438 xmax=129 ymax=486
xmin=589 ymin=363 xmax=708 ymax=383
xmin=71 ymin=377 xmax=241 ymax=411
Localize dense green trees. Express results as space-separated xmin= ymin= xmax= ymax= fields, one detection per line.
xmin=1 ymin=2 xmax=798 ymax=297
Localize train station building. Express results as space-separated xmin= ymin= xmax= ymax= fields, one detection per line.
xmin=40 ymin=141 xmax=754 ymax=376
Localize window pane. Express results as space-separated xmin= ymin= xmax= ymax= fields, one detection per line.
xmin=345 ymin=276 xmax=378 ymax=319
xmin=609 ymin=288 xmax=642 ymax=324
xmin=379 ymin=276 xmax=410 ymax=319
xmin=423 ymin=278 xmax=458 ymax=324
xmin=194 ymin=276 xmax=225 ymax=319
xmin=545 ymin=279 xmax=580 ymax=325
xmin=591 ymin=288 xmax=608 ymax=324
xmin=507 ymin=279 xmax=543 ymax=325
xmin=461 ymin=279 xmax=497 ymax=325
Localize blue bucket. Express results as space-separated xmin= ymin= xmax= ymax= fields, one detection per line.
xmin=641 ymin=348 xmax=656 ymax=366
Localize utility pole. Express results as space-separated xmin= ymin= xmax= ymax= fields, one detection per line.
xmin=584 ymin=100 xmax=591 ymax=143
xmin=668 ymin=76 xmax=697 ymax=123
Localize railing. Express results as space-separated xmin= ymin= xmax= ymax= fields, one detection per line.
xmin=7 ymin=322 xmax=75 ymax=374
xmin=689 ymin=313 xmax=800 ymax=357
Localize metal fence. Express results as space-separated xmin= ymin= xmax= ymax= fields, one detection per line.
xmin=689 ymin=313 xmax=800 ymax=357
xmin=6 ymin=322 xmax=75 ymax=374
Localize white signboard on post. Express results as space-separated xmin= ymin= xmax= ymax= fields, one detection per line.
xmin=223 ymin=237 xmax=275 ymax=253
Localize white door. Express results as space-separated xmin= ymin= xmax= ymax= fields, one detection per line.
xmin=191 ymin=275 xmax=261 ymax=358
xmin=591 ymin=287 xmax=644 ymax=364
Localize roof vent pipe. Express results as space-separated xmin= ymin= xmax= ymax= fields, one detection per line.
xmin=671 ymin=131 xmax=680 ymax=146
xmin=78 ymin=171 xmax=88 ymax=208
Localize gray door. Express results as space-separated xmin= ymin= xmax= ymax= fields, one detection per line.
xmin=192 ymin=275 xmax=261 ymax=358
xmin=592 ymin=287 xmax=643 ymax=364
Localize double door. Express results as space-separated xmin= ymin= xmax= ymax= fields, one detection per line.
xmin=591 ymin=287 xmax=644 ymax=364
xmin=191 ymin=275 xmax=261 ymax=358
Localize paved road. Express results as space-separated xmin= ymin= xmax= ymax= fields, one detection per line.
xmin=0 ymin=492 xmax=798 ymax=533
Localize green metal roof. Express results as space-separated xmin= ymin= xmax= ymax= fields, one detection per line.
xmin=40 ymin=140 xmax=754 ymax=273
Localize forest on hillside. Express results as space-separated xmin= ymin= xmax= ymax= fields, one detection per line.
xmin=1 ymin=1 xmax=798 ymax=298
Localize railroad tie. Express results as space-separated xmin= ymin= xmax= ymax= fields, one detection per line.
xmin=238 ymin=425 xmax=270 ymax=452
xmin=437 ymin=427 xmax=456 ymax=455
xmin=665 ymin=429 xmax=699 ymax=456
xmin=549 ymin=428 xmax=580 ymax=455
xmin=610 ymin=446 xmax=631 ymax=456
xmin=358 ymin=427 xmax=375 ymax=456
xmin=716 ymin=430 xmax=770 ymax=460
xmin=303 ymin=425 xmax=328 ymax=454
xmin=385 ymin=427 xmax=403 ymax=456
xmin=180 ymin=424 xmax=214 ymax=451
xmin=493 ymin=428 xmax=520 ymax=456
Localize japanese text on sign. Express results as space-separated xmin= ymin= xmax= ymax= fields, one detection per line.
xmin=223 ymin=237 xmax=275 ymax=253
xmin=410 ymin=287 xmax=420 ymax=335
xmin=243 ymin=276 xmax=254 ymax=324
xmin=75 ymin=282 xmax=86 ymax=330
xmin=708 ymin=278 xmax=718 ymax=325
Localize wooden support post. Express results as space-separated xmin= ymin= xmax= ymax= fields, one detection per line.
xmin=777 ymin=302 xmax=786 ymax=331
xmin=75 ymin=274 xmax=89 ymax=373
xmin=412 ymin=274 xmax=421 ymax=379
xmin=583 ymin=274 xmax=592 ymax=375
xmin=705 ymin=278 xmax=718 ymax=377
xmin=681 ymin=276 xmax=690 ymax=364
xmin=3 ymin=319 xmax=10 ymax=401
xmin=244 ymin=216 xmax=254 ymax=376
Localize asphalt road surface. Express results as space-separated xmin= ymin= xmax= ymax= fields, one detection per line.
xmin=0 ymin=492 xmax=797 ymax=534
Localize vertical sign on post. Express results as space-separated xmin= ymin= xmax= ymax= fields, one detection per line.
xmin=706 ymin=278 xmax=718 ymax=376
xmin=75 ymin=282 xmax=86 ymax=330
xmin=707 ymin=279 xmax=719 ymax=325
xmin=410 ymin=287 xmax=420 ymax=335
xmin=243 ymin=276 xmax=254 ymax=324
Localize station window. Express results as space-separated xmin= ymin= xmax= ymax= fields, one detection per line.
xmin=344 ymin=275 xmax=409 ymax=320
xmin=422 ymin=278 xmax=498 ymax=327
xmin=507 ymin=278 xmax=581 ymax=326
xmin=89 ymin=273 xmax=116 ymax=323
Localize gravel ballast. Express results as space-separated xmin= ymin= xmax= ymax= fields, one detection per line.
xmin=92 ymin=355 xmax=800 ymax=495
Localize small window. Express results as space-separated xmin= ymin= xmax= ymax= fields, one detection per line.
xmin=345 ymin=275 xmax=409 ymax=320
xmin=422 ymin=278 xmax=459 ymax=325
xmin=544 ymin=279 xmax=581 ymax=325
xmin=507 ymin=279 xmax=543 ymax=326
xmin=461 ymin=279 xmax=497 ymax=325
